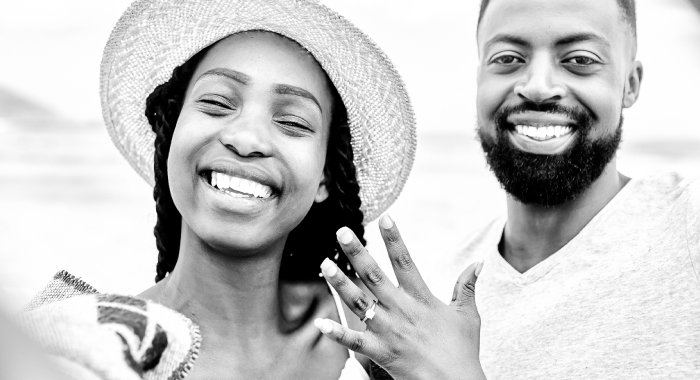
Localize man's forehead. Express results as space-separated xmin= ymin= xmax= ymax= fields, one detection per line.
xmin=478 ymin=0 xmax=625 ymax=46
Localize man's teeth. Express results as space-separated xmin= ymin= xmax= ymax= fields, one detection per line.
xmin=514 ymin=125 xmax=573 ymax=140
xmin=209 ymin=172 xmax=273 ymax=199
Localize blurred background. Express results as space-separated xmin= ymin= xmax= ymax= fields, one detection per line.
xmin=1 ymin=0 xmax=699 ymax=311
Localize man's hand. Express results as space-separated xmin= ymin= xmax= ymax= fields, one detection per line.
xmin=314 ymin=214 xmax=486 ymax=380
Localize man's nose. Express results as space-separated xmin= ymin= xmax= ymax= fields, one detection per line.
xmin=513 ymin=56 xmax=566 ymax=103
xmin=218 ymin=113 xmax=273 ymax=158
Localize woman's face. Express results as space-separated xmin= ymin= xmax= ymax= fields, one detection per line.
xmin=168 ymin=32 xmax=335 ymax=255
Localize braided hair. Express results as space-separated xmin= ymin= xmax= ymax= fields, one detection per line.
xmin=145 ymin=48 xmax=365 ymax=283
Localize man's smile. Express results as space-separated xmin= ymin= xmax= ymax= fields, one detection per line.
xmin=504 ymin=111 xmax=579 ymax=155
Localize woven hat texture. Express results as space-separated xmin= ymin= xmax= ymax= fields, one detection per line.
xmin=100 ymin=0 xmax=416 ymax=223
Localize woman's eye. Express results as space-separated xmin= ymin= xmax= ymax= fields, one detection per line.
xmin=276 ymin=118 xmax=313 ymax=137
xmin=492 ymin=55 xmax=524 ymax=65
xmin=196 ymin=96 xmax=235 ymax=116
xmin=279 ymin=121 xmax=304 ymax=128
xmin=563 ymin=56 xmax=598 ymax=66
xmin=199 ymin=98 xmax=231 ymax=109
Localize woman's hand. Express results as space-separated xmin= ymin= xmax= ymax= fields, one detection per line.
xmin=314 ymin=214 xmax=486 ymax=380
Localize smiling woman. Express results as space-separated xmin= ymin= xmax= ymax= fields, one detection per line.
xmin=20 ymin=0 xmax=416 ymax=379
xmin=141 ymin=31 xmax=372 ymax=379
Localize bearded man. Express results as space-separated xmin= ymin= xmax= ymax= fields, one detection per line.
xmin=463 ymin=0 xmax=700 ymax=378
xmin=316 ymin=0 xmax=699 ymax=378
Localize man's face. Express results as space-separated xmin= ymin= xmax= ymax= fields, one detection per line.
xmin=476 ymin=0 xmax=642 ymax=207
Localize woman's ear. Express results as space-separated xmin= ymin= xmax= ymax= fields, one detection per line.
xmin=315 ymin=171 xmax=330 ymax=203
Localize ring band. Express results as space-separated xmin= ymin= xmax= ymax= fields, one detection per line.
xmin=361 ymin=300 xmax=377 ymax=322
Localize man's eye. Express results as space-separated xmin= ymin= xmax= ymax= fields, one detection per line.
xmin=564 ymin=56 xmax=598 ymax=66
xmin=492 ymin=55 xmax=524 ymax=65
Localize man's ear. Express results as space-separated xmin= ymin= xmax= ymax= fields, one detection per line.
xmin=623 ymin=61 xmax=643 ymax=108
xmin=315 ymin=170 xmax=329 ymax=203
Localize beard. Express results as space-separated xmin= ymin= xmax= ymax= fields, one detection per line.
xmin=478 ymin=102 xmax=623 ymax=208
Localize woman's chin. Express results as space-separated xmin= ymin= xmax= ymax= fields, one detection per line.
xmin=186 ymin=227 xmax=286 ymax=259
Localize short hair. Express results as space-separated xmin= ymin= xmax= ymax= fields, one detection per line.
xmin=478 ymin=0 xmax=637 ymax=38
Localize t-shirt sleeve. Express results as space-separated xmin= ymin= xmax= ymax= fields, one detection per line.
xmin=685 ymin=178 xmax=700 ymax=285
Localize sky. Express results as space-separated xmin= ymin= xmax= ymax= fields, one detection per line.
xmin=1 ymin=0 xmax=697 ymax=139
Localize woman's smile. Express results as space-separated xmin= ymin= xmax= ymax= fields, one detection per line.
xmin=206 ymin=172 xmax=273 ymax=199
xmin=198 ymin=159 xmax=280 ymax=206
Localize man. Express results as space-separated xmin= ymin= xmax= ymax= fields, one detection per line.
xmin=316 ymin=0 xmax=699 ymax=378
xmin=466 ymin=0 xmax=700 ymax=378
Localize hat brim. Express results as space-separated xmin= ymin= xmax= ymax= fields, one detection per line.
xmin=100 ymin=0 xmax=416 ymax=223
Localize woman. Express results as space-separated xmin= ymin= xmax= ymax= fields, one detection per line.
xmin=92 ymin=0 xmax=415 ymax=378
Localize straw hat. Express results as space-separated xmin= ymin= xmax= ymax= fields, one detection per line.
xmin=100 ymin=0 xmax=416 ymax=223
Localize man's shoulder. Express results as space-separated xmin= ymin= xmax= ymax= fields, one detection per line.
xmin=632 ymin=172 xmax=699 ymax=265
xmin=633 ymin=172 xmax=698 ymax=199
xmin=622 ymin=172 xmax=699 ymax=213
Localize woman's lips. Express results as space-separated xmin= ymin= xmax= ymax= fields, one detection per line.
xmin=198 ymin=175 xmax=276 ymax=217
xmin=199 ymin=160 xmax=280 ymax=193
xmin=205 ymin=170 xmax=274 ymax=199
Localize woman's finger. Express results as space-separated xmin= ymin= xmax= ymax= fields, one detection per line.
xmin=336 ymin=227 xmax=400 ymax=304
xmin=321 ymin=258 xmax=385 ymax=327
xmin=450 ymin=261 xmax=482 ymax=321
xmin=314 ymin=318 xmax=381 ymax=359
xmin=377 ymin=215 xmax=431 ymax=300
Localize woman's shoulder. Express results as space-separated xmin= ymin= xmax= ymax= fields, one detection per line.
xmin=23 ymin=270 xmax=99 ymax=312
xmin=20 ymin=272 xmax=200 ymax=380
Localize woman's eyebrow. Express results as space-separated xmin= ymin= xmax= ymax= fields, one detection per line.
xmin=273 ymin=84 xmax=322 ymax=113
xmin=197 ymin=68 xmax=251 ymax=85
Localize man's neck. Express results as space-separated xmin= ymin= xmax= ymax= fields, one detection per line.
xmin=501 ymin=162 xmax=630 ymax=273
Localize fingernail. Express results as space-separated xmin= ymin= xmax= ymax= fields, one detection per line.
xmin=379 ymin=214 xmax=394 ymax=229
xmin=475 ymin=262 xmax=484 ymax=277
xmin=320 ymin=258 xmax=338 ymax=277
xmin=336 ymin=227 xmax=353 ymax=245
xmin=314 ymin=318 xmax=333 ymax=334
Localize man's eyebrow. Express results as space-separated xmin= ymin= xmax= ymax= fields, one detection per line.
xmin=485 ymin=34 xmax=531 ymax=50
xmin=555 ymin=33 xmax=610 ymax=47
xmin=197 ymin=68 xmax=251 ymax=85
xmin=273 ymin=84 xmax=322 ymax=113
xmin=485 ymin=33 xmax=611 ymax=50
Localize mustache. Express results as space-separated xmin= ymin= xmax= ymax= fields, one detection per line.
xmin=494 ymin=101 xmax=595 ymax=129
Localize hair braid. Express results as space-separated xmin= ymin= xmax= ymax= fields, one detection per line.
xmin=145 ymin=51 xmax=205 ymax=282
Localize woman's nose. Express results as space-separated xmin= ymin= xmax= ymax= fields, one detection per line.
xmin=218 ymin=115 xmax=273 ymax=158
xmin=513 ymin=56 xmax=566 ymax=103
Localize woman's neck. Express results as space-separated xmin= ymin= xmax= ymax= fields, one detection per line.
xmin=146 ymin=225 xmax=289 ymax=341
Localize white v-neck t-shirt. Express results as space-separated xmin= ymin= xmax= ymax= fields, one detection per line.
xmin=458 ymin=173 xmax=700 ymax=379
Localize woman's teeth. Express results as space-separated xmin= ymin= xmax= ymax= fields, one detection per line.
xmin=209 ymin=172 xmax=273 ymax=199
xmin=514 ymin=125 xmax=573 ymax=140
